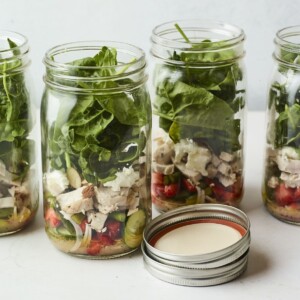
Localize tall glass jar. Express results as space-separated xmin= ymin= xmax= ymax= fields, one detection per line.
xmin=41 ymin=41 xmax=151 ymax=258
xmin=150 ymin=20 xmax=246 ymax=212
xmin=262 ymin=26 xmax=300 ymax=224
xmin=0 ymin=31 xmax=38 ymax=235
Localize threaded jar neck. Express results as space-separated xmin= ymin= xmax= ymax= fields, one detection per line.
xmin=43 ymin=41 xmax=148 ymax=93
xmin=0 ymin=30 xmax=30 ymax=75
xmin=274 ymin=25 xmax=300 ymax=68
xmin=151 ymin=20 xmax=245 ymax=66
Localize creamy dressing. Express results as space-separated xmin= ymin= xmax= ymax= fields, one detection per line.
xmin=154 ymin=223 xmax=242 ymax=255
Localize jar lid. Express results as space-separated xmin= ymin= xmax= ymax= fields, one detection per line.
xmin=142 ymin=204 xmax=251 ymax=286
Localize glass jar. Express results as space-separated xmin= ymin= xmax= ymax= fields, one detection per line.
xmin=0 ymin=31 xmax=38 ymax=235
xmin=262 ymin=26 xmax=300 ymax=224
xmin=41 ymin=41 xmax=152 ymax=258
xmin=150 ymin=20 xmax=246 ymax=212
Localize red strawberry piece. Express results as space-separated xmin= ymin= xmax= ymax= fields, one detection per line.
xmin=275 ymin=183 xmax=295 ymax=206
xmin=164 ymin=183 xmax=180 ymax=198
xmin=182 ymin=178 xmax=197 ymax=193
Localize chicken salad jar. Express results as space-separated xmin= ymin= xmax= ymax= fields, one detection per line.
xmin=150 ymin=20 xmax=246 ymax=212
xmin=41 ymin=41 xmax=151 ymax=258
xmin=262 ymin=26 xmax=300 ymax=224
xmin=0 ymin=31 xmax=38 ymax=235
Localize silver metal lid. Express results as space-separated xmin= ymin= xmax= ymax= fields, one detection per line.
xmin=142 ymin=204 xmax=251 ymax=286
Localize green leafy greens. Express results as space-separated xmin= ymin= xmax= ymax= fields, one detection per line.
xmin=0 ymin=38 xmax=32 ymax=178
xmin=153 ymin=24 xmax=245 ymax=153
xmin=45 ymin=46 xmax=150 ymax=184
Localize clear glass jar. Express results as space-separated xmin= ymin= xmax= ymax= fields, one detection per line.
xmin=0 ymin=31 xmax=38 ymax=235
xmin=150 ymin=20 xmax=246 ymax=212
xmin=41 ymin=41 xmax=151 ymax=258
xmin=262 ymin=26 xmax=300 ymax=224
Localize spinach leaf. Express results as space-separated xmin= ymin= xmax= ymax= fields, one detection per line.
xmin=0 ymin=38 xmax=33 ymax=179
xmin=47 ymin=46 xmax=150 ymax=184
xmin=275 ymin=103 xmax=300 ymax=148
xmin=153 ymin=24 xmax=245 ymax=151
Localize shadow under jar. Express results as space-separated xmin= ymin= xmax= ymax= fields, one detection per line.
xmin=41 ymin=42 xmax=152 ymax=258
xmin=150 ymin=20 xmax=246 ymax=212
xmin=0 ymin=31 xmax=38 ymax=235
xmin=263 ymin=26 xmax=300 ymax=224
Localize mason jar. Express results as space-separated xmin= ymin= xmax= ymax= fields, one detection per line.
xmin=0 ymin=31 xmax=38 ymax=235
xmin=262 ymin=26 xmax=300 ymax=224
xmin=41 ymin=41 xmax=151 ymax=258
xmin=150 ymin=20 xmax=246 ymax=212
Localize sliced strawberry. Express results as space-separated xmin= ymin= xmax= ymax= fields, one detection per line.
xmin=164 ymin=183 xmax=180 ymax=198
xmin=294 ymin=187 xmax=300 ymax=202
xmin=97 ymin=233 xmax=114 ymax=246
xmin=106 ymin=219 xmax=122 ymax=240
xmin=212 ymin=181 xmax=242 ymax=203
xmin=87 ymin=240 xmax=102 ymax=256
xmin=45 ymin=208 xmax=61 ymax=228
xmin=182 ymin=178 xmax=197 ymax=193
xmin=275 ymin=183 xmax=295 ymax=206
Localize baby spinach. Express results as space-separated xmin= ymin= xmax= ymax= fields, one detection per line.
xmin=153 ymin=24 xmax=245 ymax=153
xmin=0 ymin=38 xmax=32 ymax=179
xmin=47 ymin=46 xmax=149 ymax=184
xmin=270 ymin=65 xmax=300 ymax=149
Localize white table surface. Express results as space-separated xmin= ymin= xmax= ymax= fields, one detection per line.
xmin=1 ymin=111 xmax=300 ymax=300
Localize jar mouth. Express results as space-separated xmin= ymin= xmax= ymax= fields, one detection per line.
xmin=0 ymin=30 xmax=30 ymax=75
xmin=44 ymin=41 xmax=146 ymax=76
xmin=275 ymin=25 xmax=300 ymax=49
xmin=151 ymin=19 xmax=245 ymax=64
xmin=274 ymin=25 xmax=300 ymax=67
xmin=152 ymin=19 xmax=245 ymax=48
xmin=0 ymin=30 xmax=28 ymax=55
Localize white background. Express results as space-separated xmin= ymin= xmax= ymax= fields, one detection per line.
xmin=1 ymin=0 xmax=300 ymax=110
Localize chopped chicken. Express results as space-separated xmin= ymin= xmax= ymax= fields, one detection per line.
xmin=267 ymin=176 xmax=280 ymax=188
xmin=57 ymin=186 xmax=93 ymax=214
xmin=219 ymin=152 xmax=235 ymax=162
xmin=276 ymin=147 xmax=300 ymax=174
xmin=103 ymin=167 xmax=139 ymax=192
xmin=46 ymin=170 xmax=69 ymax=196
xmin=95 ymin=186 xmax=138 ymax=214
xmin=152 ymin=162 xmax=174 ymax=175
xmin=206 ymin=163 xmax=218 ymax=178
xmin=153 ymin=142 xmax=174 ymax=164
xmin=218 ymin=162 xmax=233 ymax=176
xmin=87 ymin=211 xmax=107 ymax=232
xmin=280 ymin=172 xmax=300 ymax=188
xmin=0 ymin=197 xmax=14 ymax=208
xmin=211 ymin=155 xmax=221 ymax=167
xmin=175 ymin=163 xmax=202 ymax=183
xmin=218 ymin=173 xmax=236 ymax=187
xmin=174 ymin=139 xmax=212 ymax=176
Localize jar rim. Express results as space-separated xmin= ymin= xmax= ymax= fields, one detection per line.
xmin=43 ymin=40 xmax=146 ymax=74
xmin=151 ymin=19 xmax=245 ymax=51
xmin=0 ymin=30 xmax=28 ymax=55
xmin=275 ymin=25 xmax=300 ymax=49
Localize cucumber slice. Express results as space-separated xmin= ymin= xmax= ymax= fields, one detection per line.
xmin=0 ymin=208 xmax=14 ymax=219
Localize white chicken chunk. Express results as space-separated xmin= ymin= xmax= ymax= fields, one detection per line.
xmin=95 ymin=186 xmax=138 ymax=214
xmin=46 ymin=170 xmax=69 ymax=196
xmin=174 ymin=140 xmax=212 ymax=176
xmin=103 ymin=167 xmax=139 ymax=192
xmin=87 ymin=211 xmax=107 ymax=232
xmin=276 ymin=147 xmax=300 ymax=174
xmin=57 ymin=186 xmax=93 ymax=214
xmin=280 ymin=172 xmax=300 ymax=188
xmin=0 ymin=197 xmax=14 ymax=208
